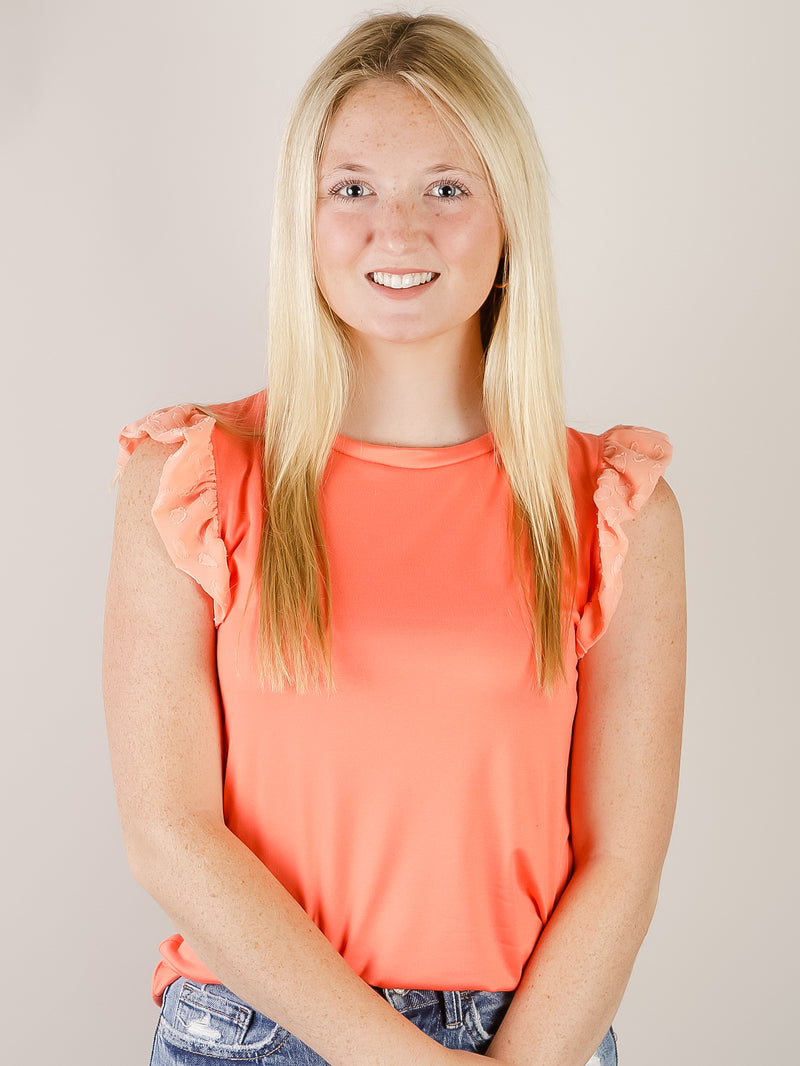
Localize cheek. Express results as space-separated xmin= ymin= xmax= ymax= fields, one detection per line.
xmin=442 ymin=212 xmax=503 ymax=277
xmin=314 ymin=213 xmax=370 ymax=327
xmin=475 ymin=214 xmax=505 ymax=268
xmin=315 ymin=211 xmax=365 ymax=278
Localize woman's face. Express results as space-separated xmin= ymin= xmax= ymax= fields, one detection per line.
xmin=315 ymin=80 xmax=504 ymax=356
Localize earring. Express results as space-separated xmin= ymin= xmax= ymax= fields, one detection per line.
xmin=493 ymin=254 xmax=507 ymax=290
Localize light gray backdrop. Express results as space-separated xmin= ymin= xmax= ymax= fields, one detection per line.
xmin=2 ymin=1 xmax=797 ymax=1063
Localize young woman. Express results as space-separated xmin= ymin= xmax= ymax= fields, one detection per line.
xmin=104 ymin=13 xmax=685 ymax=1066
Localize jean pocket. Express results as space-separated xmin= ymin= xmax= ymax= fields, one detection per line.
xmin=156 ymin=979 xmax=290 ymax=1061
xmin=461 ymin=990 xmax=514 ymax=1052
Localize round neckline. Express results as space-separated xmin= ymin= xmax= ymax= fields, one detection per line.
xmin=332 ymin=431 xmax=495 ymax=469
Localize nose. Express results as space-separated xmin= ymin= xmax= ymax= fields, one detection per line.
xmin=373 ymin=195 xmax=420 ymax=253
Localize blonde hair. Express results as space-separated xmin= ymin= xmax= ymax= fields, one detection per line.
xmin=261 ymin=12 xmax=577 ymax=692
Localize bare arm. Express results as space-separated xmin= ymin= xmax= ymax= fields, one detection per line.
xmin=103 ymin=441 xmax=494 ymax=1066
xmin=487 ymin=479 xmax=686 ymax=1066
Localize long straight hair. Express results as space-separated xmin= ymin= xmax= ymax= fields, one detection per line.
xmin=261 ymin=13 xmax=577 ymax=692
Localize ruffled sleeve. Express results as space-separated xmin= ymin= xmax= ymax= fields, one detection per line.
xmin=117 ymin=404 xmax=231 ymax=626
xmin=575 ymin=426 xmax=673 ymax=656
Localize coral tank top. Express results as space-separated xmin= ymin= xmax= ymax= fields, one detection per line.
xmin=117 ymin=393 xmax=671 ymax=1002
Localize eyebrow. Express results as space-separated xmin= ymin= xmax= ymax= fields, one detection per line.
xmin=428 ymin=163 xmax=483 ymax=178
xmin=322 ymin=162 xmax=373 ymax=175
xmin=319 ymin=161 xmax=485 ymax=180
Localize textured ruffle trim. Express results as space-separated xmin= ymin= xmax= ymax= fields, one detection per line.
xmin=117 ymin=404 xmax=231 ymax=625
xmin=575 ymin=426 xmax=673 ymax=656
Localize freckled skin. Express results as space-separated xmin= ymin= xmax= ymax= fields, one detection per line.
xmin=315 ymin=82 xmax=504 ymax=361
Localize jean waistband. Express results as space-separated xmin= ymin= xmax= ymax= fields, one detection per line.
xmin=377 ymin=987 xmax=470 ymax=1029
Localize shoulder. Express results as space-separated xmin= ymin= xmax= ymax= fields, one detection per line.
xmin=567 ymin=424 xmax=672 ymax=493
xmin=626 ymin=475 xmax=682 ymax=542
xmin=117 ymin=391 xmax=264 ymax=479
xmin=581 ymin=471 xmax=686 ymax=679
xmin=618 ymin=476 xmax=684 ymax=594
xmin=107 ymin=434 xmax=217 ymax=636
xmin=112 ymin=393 xmax=265 ymax=625
xmin=567 ymin=423 xmax=673 ymax=539
xmin=569 ymin=423 xmax=678 ymax=656
xmin=116 ymin=437 xmax=177 ymax=501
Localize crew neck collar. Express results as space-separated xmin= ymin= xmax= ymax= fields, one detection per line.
xmin=332 ymin=432 xmax=495 ymax=469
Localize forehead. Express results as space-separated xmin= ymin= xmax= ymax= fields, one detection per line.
xmin=321 ymin=80 xmax=480 ymax=168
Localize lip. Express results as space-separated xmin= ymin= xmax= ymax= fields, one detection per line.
xmin=365 ymin=270 xmax=439 ymax=298
xmin=369 ymin=268 xmax=438 ymax=275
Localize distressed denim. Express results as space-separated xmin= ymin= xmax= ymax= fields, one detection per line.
xmin=150 ymin=978 xmax=617 ymax=1064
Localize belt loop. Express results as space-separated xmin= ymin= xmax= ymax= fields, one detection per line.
xmin=441 ymin=990 xmax=464 ymax=1029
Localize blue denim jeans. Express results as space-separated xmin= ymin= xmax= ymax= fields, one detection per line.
xmin=150 ymin=978 xmax=618 ymax=1064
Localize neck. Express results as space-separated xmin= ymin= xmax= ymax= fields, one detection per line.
xmin=340 ymin=329 xmax=488 ymax=448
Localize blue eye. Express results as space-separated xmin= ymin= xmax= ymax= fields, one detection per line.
xmin=330 ymin=181 xmax=371 ymax=200
xmin=431 ymin=181 xmax=467 ymax=199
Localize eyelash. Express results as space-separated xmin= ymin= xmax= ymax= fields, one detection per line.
xmin=430 ymin=178 xmax=469 ymax=200
xmin=328 ymin=180 xmax=372 ymax=203
xmin=327 ymin=178 xmax=470 ymax=203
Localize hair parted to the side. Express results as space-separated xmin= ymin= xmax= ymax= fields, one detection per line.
xmin=261 ymin=11 xmax=577 ymax=693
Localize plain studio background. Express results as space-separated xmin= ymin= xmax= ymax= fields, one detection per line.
xmin=2 ymin=1 xmax=797 ymax=1063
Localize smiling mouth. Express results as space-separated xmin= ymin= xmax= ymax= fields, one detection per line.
xmin=368 ymin=271 xmax=437 ymax=289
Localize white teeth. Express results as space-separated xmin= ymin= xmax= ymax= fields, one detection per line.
xmin=370 ymin=271 xmax=434 ymax=289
